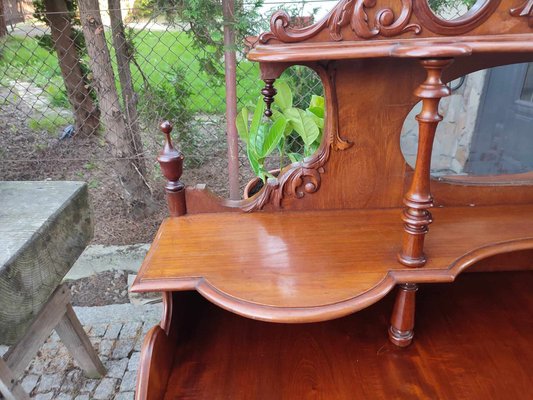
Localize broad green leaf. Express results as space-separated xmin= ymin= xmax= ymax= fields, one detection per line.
xmin=254 ymin=123 xmax=268 ymax=158
xmin=274 ymin=81 xmax=292 ymax=110
xmin=288 ymin=152 xmax=304 ymax=163
xmin=308 ymin=106 xmax=324 ymax=119
xmin=272 ymin=109 xmax=294 ymax=137
xmin=250 ymin=97 xmax=265 ymax=137
xmin=283 ymin=122 xmax=294 ymax=137
xmin=306 ymin=109 xmax=324 ymax=129
xmin=235 ymin=107 xmax=249 ymax=142
xmin=247 ymin=146 xmax=261 ymax=178
xmin=305 ymin=140 xmax=321 ymax=157
xmin=309 ymin=95 xmax=324 ymax=109
xmin=284 ymin=108 xmax=320 ymax=146
xmin=261 ymin=116 xmax=286 ymax=158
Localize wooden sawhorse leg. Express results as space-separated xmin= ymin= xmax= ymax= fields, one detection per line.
xmin=389 ymin=283 xmax=418 ymax=347
xmin=2 ymin=283 xmax=106 ymax=399
xmin=0 ymin=357 xmax=30 ymax=400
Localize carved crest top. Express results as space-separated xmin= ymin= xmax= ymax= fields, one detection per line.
xmin=252 ymin=0 xmax=533 ymax=53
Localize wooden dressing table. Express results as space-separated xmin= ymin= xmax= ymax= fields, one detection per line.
xmin=132 ymin=0 xmax=533 ymax=398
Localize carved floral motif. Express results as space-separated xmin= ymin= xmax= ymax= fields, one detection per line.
xmin=510 ymin=0 xmax=533 ymax=27
xmin=259 ymin=0 xmax=421 ymax=44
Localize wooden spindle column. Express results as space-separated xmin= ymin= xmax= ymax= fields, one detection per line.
xmin=398 ymin=58 xmax=453 ymax=268
xmin=261 ymin=79 xmax=277 ymax=117
xmin=391 ymin=59 xmax=452 ymax=347
xmin=158 ymin=121 xmax=187 ymax=217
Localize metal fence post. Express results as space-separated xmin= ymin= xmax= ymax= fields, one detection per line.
xmin=222 ymin=0 xmax=240 ymax=200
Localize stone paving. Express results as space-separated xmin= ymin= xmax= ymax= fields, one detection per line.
xmin=2 ymin=303 xmax=162 ymax=399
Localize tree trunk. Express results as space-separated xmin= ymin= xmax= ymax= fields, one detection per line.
xmin=107 ymin=0 xmax=145 ymax=175
xmin=0 ymin=0 xmax=8 ymax=37
xmin=78 ymin=0 xmax=153 ymax=215
xmin=44 ymin=0 xmax=99 ymax=136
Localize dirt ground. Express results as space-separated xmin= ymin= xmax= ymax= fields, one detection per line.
xmin=0 ymin=100 xmax=253 ymax=245
xmin=68 ymin=270 xmax=131 ymax=306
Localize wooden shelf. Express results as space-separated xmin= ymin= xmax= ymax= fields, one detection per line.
xmin=247 ymin=34 xmax=533 ymax=63
xmin=132 ymin=204 xmax=533 ymax=323
xmin=160 ymin=272 xmax=533 ymax=399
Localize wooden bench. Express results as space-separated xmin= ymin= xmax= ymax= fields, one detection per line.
xmin=132 ymin=0 xmax=533 ymax=397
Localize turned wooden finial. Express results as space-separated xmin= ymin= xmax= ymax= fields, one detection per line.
xmin=261 ymin=79 xmax=277 ymax=117
xmin=158 ymin=121 xmax=186 ymax=216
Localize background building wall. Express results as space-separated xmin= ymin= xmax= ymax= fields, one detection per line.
xmin=401 ymin=70 xmax=487 ymax=175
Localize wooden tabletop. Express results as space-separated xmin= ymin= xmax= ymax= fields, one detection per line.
xmin=0 ymin=181 xmax=93 ymax=344
xmin=132 ymin=204 xmax=533 ymax=323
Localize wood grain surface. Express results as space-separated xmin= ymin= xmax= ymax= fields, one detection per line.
xmin=132 ymin=205 xmax=533 ymax=322
xmin=158 ymin=272 xmax=533 ymax=400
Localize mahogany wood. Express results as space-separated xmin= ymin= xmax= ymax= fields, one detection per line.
xmin=256 ymin=0 xmax=533 ymax=45
xmin=399 ymin=58 xmax=453 ymax=268
xmin=388 ymin=283 xmax=417 ymax=347
xmin=261 ymin=78 xmax=277 ymax=117
xmin=468 ymin=249 xmax=533 ymax=272
xmin=135 ymin=325 xmax=175 ymax=400
xmin=131 ymin=204 xmax=533 ymax=322
xmin=158 ymin=121 xmax=186 ymax=217
xmin=136 ymin=0 xmax=533 ymax=395
xmin=142 ymin=272 xmax=533 ymax=400
xmin=136 ymin=292 xmax=193 ymax=400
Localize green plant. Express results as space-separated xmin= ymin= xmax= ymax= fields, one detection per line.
xmin=28 ymin=114 xmax=71 ymax=135
xmin=83 ymin=161 xmax=97 ymax=171
xmin=88 ymin=179 xmax=100 ymax=189
xmin=236 ymin=81 xmax=324 ymax=183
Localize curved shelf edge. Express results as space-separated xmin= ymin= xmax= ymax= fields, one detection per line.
xmin=195 ymin=276 xmax=396 ymax=324
xmin=392 ymin=237 xmax=533 ymax=284
xmin=132 ymin=238 xmax=533 ymax=324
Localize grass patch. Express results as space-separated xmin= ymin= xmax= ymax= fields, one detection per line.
xmin=28 ymin=113 xmax=72 ymax=135
xmin=0 ymin=29 xmax=262 ymax=116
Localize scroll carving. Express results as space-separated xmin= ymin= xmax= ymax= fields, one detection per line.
xmin=241 ymin=65 xmax=353 ymax=212
xmin=510 ymin=0 xmax=533 ymax=27
xmin=259 ymin=0 xmax=421 ymax=44
xmin=241 ymin=151 xmax=329 ymax=212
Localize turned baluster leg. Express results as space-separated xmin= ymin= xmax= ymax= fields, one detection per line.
xmin=398 ymin=58 xmax=453 ymax=268
xmin=389 ymin=283 xmax=418 ymax=347
xmin=391 ymin=59 xmax=453 ymax=347
xmin=158 ymin=121 xmax=187 ymax=217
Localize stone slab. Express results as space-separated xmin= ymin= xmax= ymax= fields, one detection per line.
xmin=65 ymin=243 xmax=149 ymax=281
xmin=0 ymin=181 xmax=93 ymax=344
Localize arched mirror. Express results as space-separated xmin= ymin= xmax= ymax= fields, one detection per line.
xmin=428 ymin=0 xmax=485 ymax=20
xmin=401 ymin=63 xmax=533 ymax=177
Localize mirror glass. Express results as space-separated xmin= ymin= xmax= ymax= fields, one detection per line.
xmin=427 ymin=0 xmax=486 ymax=21
xmin=401 ymin=63 xmax=533 ymax=177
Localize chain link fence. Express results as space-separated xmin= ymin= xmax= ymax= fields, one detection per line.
xmin=0 ymin=0 xmax=478 ymax=243
xmin=0 ymin=2 xmax=329 ymax=199
xmin=0 ymin=0 xmax=475 ymax=191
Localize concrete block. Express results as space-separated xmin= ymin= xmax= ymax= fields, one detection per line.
xmin=0 ymin=181 xmax=92 ymax=344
